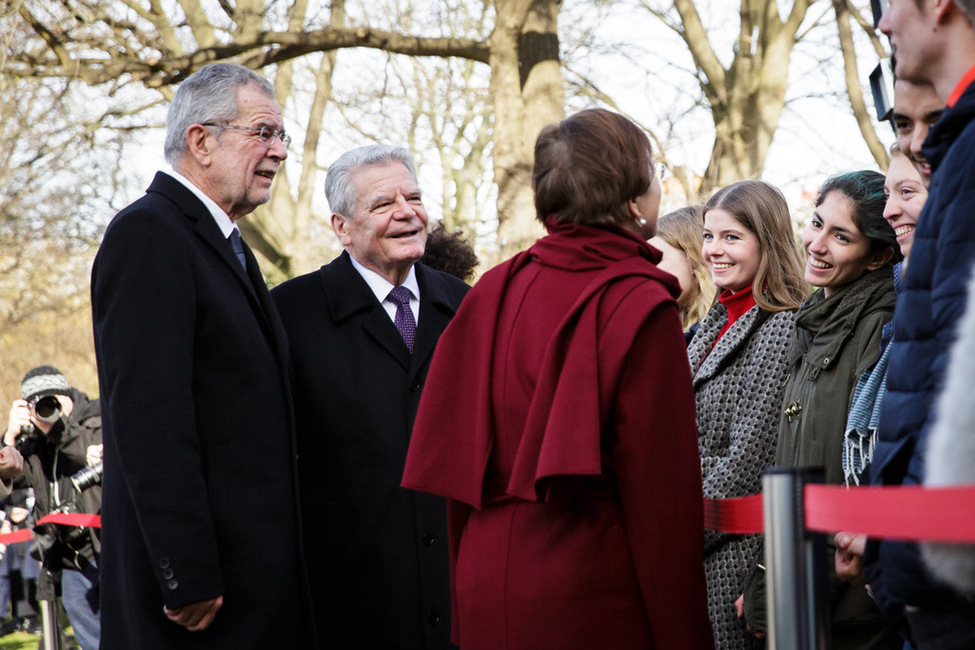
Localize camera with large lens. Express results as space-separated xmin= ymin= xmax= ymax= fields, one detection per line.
xmin=30 ymin=395 xmax=62 ymax=424
xmin=18 ymin=395 xmax=64 ymax=443
xmin=70 ymin=461 xmax=103 ymax=493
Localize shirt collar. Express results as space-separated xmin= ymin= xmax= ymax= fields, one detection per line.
xmin=165 ymin=168 xmax=237 ymax=239
xmin=348 ymin=255 xmax=420 ymax=304
xmin=946 ymin=63 xmax=975 ymax=108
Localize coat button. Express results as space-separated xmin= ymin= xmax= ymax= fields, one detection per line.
xmin=167 ymin=579 xmax=179 ymax=590
xmin=410 ymin=381 xmax=422 ymax=392
xmin=427 ymin=611 xmax=441 ymax=625
xmin=162 ymin=568 xmax=175 ymax=580
xmin=159 ymin=557 xmax=171 ymax=569
xmin=422 ymin=533 xmax=436 ymax=547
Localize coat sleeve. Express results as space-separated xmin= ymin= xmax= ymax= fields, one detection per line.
xmin=91 ymin=205 xmax=224 ymax=609
xmin=610 ymin=287 xmax=714 ymax=649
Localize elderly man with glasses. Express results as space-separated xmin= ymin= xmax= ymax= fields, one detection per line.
xmin=91 ymin=62 xmax=315 ymax=650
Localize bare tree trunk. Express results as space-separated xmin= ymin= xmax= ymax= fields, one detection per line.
xmin=648 ymin=0 xmax=812 ymax=193
xmin=833 ymin=0 xmax=890 ymax=171
xmin=490 ymin=0 xmax=564 ymax=260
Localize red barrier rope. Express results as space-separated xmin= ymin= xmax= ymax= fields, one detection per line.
xmin=805 ymin=484 xmax=975 ymax=543
xmin=0 ymin=512 xmax=101 ymax=546
xmin=704 ymin=495 xmax=763 ymax=534
xmin=704 ymin=483 xmax=975 ymax=543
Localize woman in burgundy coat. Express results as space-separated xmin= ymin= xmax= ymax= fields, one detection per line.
xmin=402 ymin=108 xmax=714 ymax=650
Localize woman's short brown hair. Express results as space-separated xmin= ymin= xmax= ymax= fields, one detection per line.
xmin=533 ymin=108 xmax=654 ymax=227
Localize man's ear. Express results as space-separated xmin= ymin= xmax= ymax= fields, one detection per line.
xmin=867 ymin=247 xmax=895 ymax=271
xmin=937 ymin=0 xmax=960 ymax=24
xmin=331 ymin=213 xmax=351 ymax=246
xmin=185 ymin=124 xmax=214 ymax=167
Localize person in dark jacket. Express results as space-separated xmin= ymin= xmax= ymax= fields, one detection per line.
xmin=272 ymin=144 xmax=468 ymax=650
xmin=3 ymin=366 xmax=101 ymax=650
xmin=742 ymin=171 xmax=902 ymax=649
xmin=864 ymin=3 xmax=975 ymax=648
xmin=91 ymin=63 xmax=315 ymax=649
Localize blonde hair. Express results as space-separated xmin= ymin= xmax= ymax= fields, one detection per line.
xmin=705 ymin=180 xmax=808 ymax=312
xmin=656 ymin=206 xmax=717 ymax=329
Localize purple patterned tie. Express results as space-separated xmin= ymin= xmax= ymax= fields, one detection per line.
xmin=388 ymin=286 xmax=416 ymax=353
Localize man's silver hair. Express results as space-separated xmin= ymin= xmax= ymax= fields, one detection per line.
xmin=164 ymin=63 xmax=275 ymax=165
xmin=324 ymin=145 xmax=419 ymax=218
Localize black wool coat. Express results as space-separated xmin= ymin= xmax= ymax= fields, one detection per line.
xmin=91 ymin=172 xmax=315 ymax=649
xmin=272 ymin=252 xmax=468 ymax=650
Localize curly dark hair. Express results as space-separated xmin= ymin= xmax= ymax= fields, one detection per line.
xmin=420 ymin=222 xmax=479 ymax=283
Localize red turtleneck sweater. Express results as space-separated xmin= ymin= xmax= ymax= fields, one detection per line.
xmin=716 ymin=285 xmax=757 ymax=342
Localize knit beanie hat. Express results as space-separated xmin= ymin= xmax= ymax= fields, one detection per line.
xmin=21 ymin=366 xmax=70 ymax=403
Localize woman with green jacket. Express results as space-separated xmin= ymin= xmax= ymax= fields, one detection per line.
xmin=741 ymin=171 xmax=903 ymax=649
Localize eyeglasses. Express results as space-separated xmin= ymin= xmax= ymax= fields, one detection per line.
xmin=656 ymin=163 xmax=668 ymax=181
xmin=202 ymin=123 xmax=292 ymax=149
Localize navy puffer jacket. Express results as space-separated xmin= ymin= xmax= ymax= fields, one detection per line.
xmin=863 ymin=79 xmax=975 ymax=617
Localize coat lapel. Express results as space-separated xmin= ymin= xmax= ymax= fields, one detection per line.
xmin=409 ymin=265 xmax=458 ymax=380
xmin=149 ymin=173 xmax=283 ymax=357
xmin=692 ymin=305 xmax=770 ymax=387
xmin=321 ymin=252 xmax=413 ymax=371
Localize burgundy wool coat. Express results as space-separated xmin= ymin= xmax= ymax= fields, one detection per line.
xmin=402 ymin=221 xmax=714 ymax=650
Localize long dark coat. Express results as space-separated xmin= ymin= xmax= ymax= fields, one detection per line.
xmin=271 ymin=252 xmax=469 ymax=650
xmin=91 ymin=172 xmax=314 ymax=649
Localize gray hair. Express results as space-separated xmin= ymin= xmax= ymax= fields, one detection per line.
xmin=164 ymin=63 xmax=275 ymax=165
xmin=324 ymin=145 xmax=418 ymax=217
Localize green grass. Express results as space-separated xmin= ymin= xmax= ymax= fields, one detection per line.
xmin=0 ymin=631 xmax=40 ymax=649
xmin=0 ymin=627 xmax=77 ymax=649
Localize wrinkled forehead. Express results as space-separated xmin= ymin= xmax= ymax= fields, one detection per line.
xmin=352 ymin=162 xmax=419 ymax=199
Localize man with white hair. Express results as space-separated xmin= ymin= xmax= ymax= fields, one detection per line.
xmin=272 ymin=144 xmax=469 ymax=649
xmin=92 ymin=63 xmax=314 ymax=649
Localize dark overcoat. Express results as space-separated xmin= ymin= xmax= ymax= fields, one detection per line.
xmin=91 ymin=172 xmax=314 ymax=649
xmin=271 ymin=252 xmax=468 ymax=650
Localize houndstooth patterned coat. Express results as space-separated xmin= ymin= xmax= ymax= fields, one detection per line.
xmin=687 ymin=302 xmax=796 ymax=650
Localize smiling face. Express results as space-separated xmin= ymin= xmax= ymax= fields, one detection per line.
xmin=702 ymin=208 xmax=762 ymax=293
xmin=204 ymin=83 xmax=288 ymax=221
xmin=803 ymin=191 xmax=884 ymax=297
xmin=892 ymin=79 xmax=944 ymax=182
xmin=884 ymin=153 xmax=928 ymax=261
xmin=332 ymin=162 xmax=429 ymax=285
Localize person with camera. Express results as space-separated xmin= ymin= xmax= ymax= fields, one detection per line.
xmin=3 ymin=365 xmax=102 ymax=650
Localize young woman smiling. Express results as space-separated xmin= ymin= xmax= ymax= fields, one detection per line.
xmin=686 ymin=180 xmax=806 ymax=649
xmin=742 ymin=171 xmax=903 ymax=650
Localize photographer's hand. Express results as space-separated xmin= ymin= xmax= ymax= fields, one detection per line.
xmin=0 ymin=447 xmax=24 ymax=480
xmin=4 ymin=400 xmax=31 ymax=446
xmin=9 ymin=507 xmax=28 ymax=525
xmin=164 ymin=595 xmax=223 ymax=632
xmin=86 ymin=444 xmax=103 ymax=467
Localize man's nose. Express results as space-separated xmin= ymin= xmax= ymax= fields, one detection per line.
xmin=392 ymin=196 xmax=417 ymax=217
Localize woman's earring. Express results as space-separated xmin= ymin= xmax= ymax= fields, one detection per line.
xmin=639 ymin=217 xmax=648 ymax=226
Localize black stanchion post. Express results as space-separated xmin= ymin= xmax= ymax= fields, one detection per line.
xmin=763 ymin=466 xmax=829 ymax=650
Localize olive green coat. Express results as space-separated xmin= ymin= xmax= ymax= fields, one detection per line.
xmin=746 ymin=267 xmax=901 ymax=650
